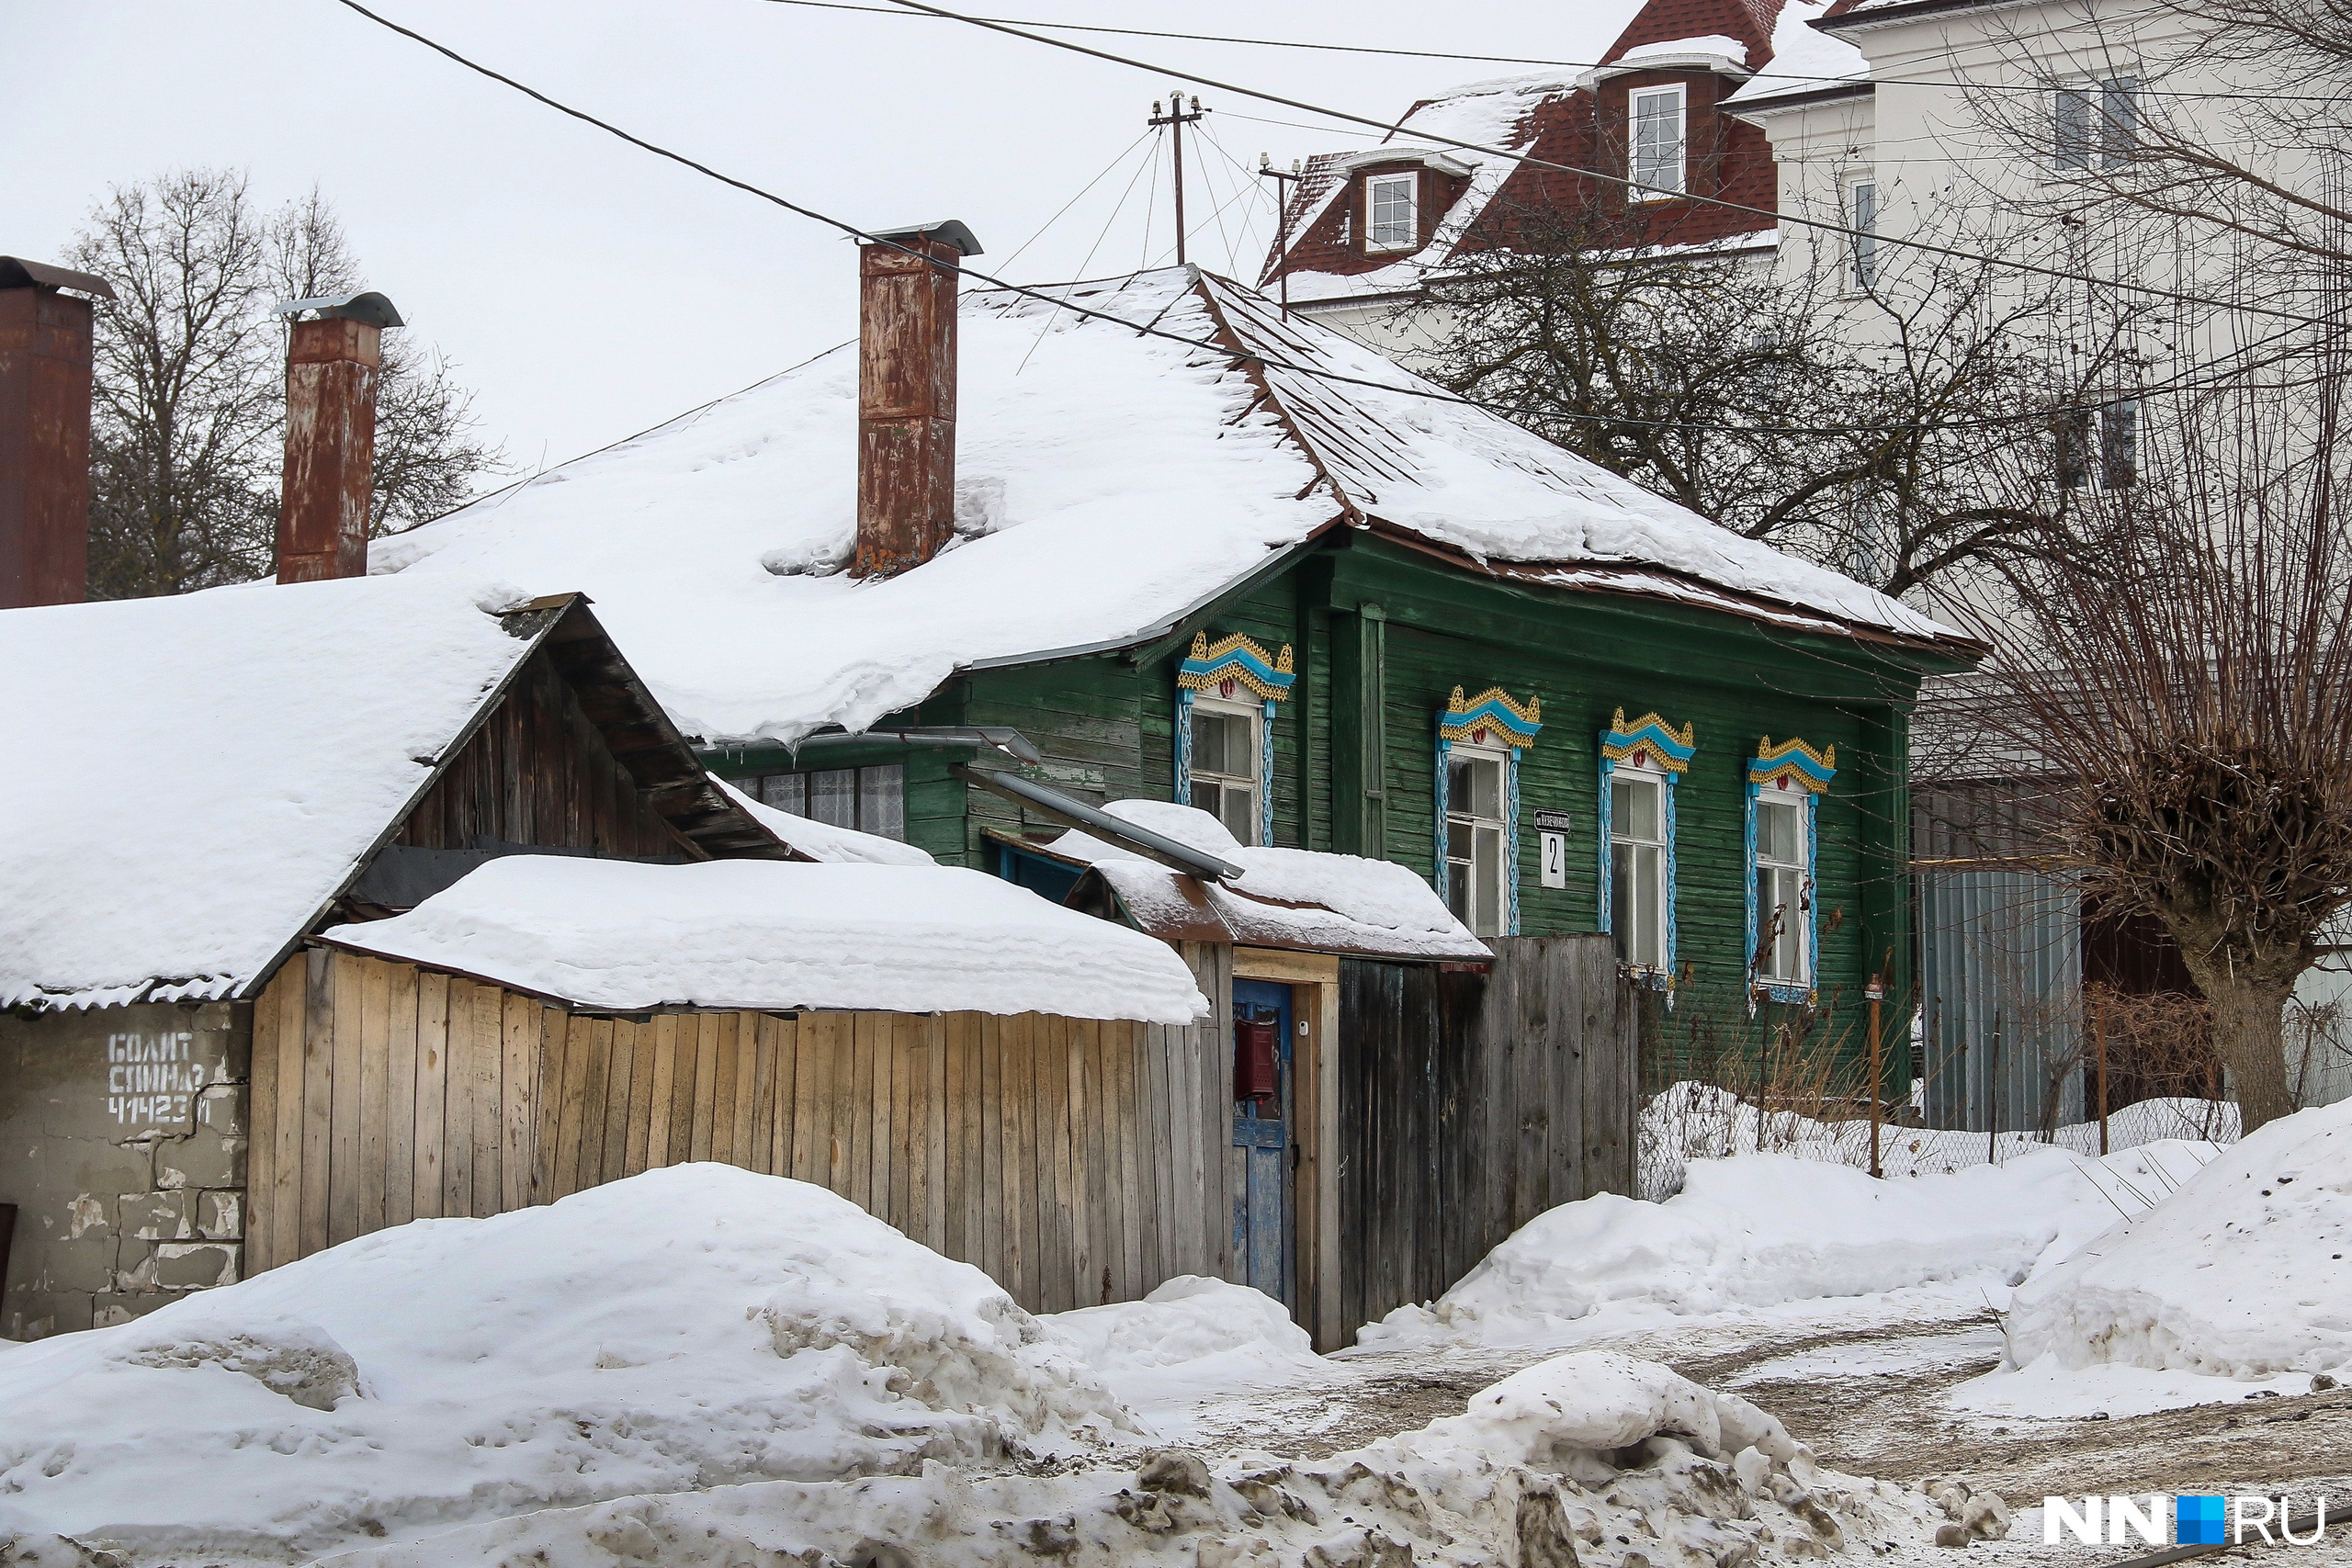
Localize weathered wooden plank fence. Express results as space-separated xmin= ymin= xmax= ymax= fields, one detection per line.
xmin=250 ymin=944 xmax=1237 ymax=1315
xmin=1337 ymin=935 xmax=1635 ymax=1332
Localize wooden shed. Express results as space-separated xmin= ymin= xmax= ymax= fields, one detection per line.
xmin=249 ymin=853 xmax=1228 ymax=1316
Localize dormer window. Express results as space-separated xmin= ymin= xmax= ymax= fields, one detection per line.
xmin=1629 ymin=85 xmax=1687 ymax=198
xmin=1365 ymin=172 xmax=1419 ymax=252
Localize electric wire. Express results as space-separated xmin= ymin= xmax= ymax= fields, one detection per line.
xmin=324 ymin=0 xmax=2335 ymax=441
xmin=757 ymin=0 xmax=2352 ymax=104
xmin=873 ymin=0 xmax=2352 ymax=334
xmin=996 ymin=127 xmax=1156 ymax=271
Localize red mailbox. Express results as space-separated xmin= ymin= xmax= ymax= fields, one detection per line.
xmin=1234 ymin=1017 xmax=1279 ymax=1106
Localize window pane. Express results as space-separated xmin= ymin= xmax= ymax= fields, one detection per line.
xmin=1634 ymin=843 xmax=1664 ymax=966
xmin=1448 ymin=756 xmax=1474 ymax=812
xmin=1193 ymin=709 xmax=1251 ymax=780
xmin=1218 ymin=784 xmax=1258 ymax=846
xmin=1758 ymin=800 xmax=1801 ymax=864
xmin=860 ymin=762 xmax=904 ymax=840
xmin=1469 ymin=756 xmax=1502 ymax=819
xmin=2101 ymin=400 xmax=2137 ymax=490
xmin=759 ymin=773 xmax=806 ymax=816
xmin=1369 ymin=175 xmax=1416 ymax=248
xmin=2054 ymin=86 xmax=2090 ymax=167
xmin=1611 ymin=843 xmax=1636 ymax=962
xmin=1448 ymin=861 xmax=1471 ymax=922
xmin=2099 ymin=77 xmax=2138 ymax=167
xmin=1474 ymin=825 xmax=1503 ymax=936
xmin=808 ymin=769 xmax=857 ymax=828
xmin=1191 ymin=778 xmax=1224 ymax=819
xmin=1613 ymin=775 xmax=1659 ymax=841
xmin=1777 ymin=869 xmax=1806 ymax=980
xmin=1448 ymin=818 xmax=1475 ymax=859
xmin=1849 ymin=181 xmax=1878 ymax=288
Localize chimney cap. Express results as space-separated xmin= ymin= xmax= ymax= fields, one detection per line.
xmin=273 ymin=290 xmax=405 ymax=329
xmin=865 ymin=220 xmax=984 ymax=258
xmin=0 ymin=256 xmax=116 ymax=300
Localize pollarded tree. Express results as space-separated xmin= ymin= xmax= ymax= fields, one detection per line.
xmin=1964 ymin=367 xmax=2352 ymax=1131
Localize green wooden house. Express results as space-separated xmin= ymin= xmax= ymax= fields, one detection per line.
xmin=381 ymin=247 xmax=1980 ymax=1326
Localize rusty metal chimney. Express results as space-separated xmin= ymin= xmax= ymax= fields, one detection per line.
xmin=0 ymin=257 xmax=113 ymax=608
xmin=855 ymin=221 xmax=981 ymax=580
xmin=275 ymin=289 xmax=401 ymax=584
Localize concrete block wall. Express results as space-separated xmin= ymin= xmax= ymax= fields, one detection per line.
xmin=0 ymin=1000 xmax=249 ymax=1339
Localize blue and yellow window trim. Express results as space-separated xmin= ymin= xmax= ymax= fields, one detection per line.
xmin=1745 ymin=736 xmax=1836 ymax=1004
xmin=1174 ymin=632 xmax=1294 ymax=846
xmin=1432 ymin=685 xmax=1542 ymax=935
xmin=1597 ymin=708 xmax=1695 ymax=987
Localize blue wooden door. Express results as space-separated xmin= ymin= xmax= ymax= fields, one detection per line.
xmin=1232 ymin=979 xmax=1294 ymax=1306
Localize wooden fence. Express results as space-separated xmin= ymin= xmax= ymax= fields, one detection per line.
xmin=248 ymin=944 xmax=1235 ymax=1314
xmin=1336 ymin=935 xmax=1636 ymax=1331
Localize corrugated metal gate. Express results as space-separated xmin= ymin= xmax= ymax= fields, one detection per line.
xmin=1917 ymin=869 xmax=2083 ymax=1133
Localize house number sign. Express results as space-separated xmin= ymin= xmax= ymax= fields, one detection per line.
xmin=1533 ymin=808 xmax=1572 ymax=889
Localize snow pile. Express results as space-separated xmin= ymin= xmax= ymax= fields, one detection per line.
xmin=1365 ymin=1142 xmax=2216 ymax=1348
xmin=319 ymin=857 xmax=1207 ymax=1022
xmin=251 ymin=1350 xmax=1981 ymax=1568
xmin=1053 ymin=801 xmax=1489 ymax=960
xmin=0 ymin=574 xmax=547 ymax=1009
xmin=1642 ymin=1078 xmax=2234 ymax=1200
xmin=1046 ymin=1276 xmax=1333 ymax=1404
xmin=2005 ymin=1098 xmax=2352 ymax=1380
xmin=718 ymin=777 xmax=936 ymax=866
xmin=0 ymin=1167 xmax=1129 ymax=1565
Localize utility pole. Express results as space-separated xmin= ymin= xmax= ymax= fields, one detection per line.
xmin=1149 ymin=88 xmax=1208 ymax=265
xmin=1258 ymin=152 xmax=1305 ymax=318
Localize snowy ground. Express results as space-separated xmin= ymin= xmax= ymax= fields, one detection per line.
xmin=7 ymin=1096 xmax=2348 ymax=1567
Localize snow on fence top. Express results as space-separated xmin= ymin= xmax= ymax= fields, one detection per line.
xmin=0 ymin=576 xmax=549 ymax=1010
xmin=317 ymin=857 xmax=1210 ymax=1023
xmin=1051 ymin=800 xmax=1493 ymax=962
xmin=379 ymin=266 xmax=1962 ymax=748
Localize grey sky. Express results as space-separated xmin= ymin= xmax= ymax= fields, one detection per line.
xmin=10 ymin=2 xmax=1637 ymax=479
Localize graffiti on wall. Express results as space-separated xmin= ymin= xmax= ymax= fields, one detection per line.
xmin=107 ymin=1030 xmax=206 ymax=1126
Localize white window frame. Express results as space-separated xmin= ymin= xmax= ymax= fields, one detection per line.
xmin=1607 ymin=762 xmax=1673 ymax=973
xmin=1844 ymin=175 xmax=1880 ymax=294
xmin=1364 ymin=172 xmax=1419 ymax=253
xmin=1442 ymin=740 xmax=1512 ymax=939
xmin=2056 ymin=397 xmax=2138 ymax=491
xmin=1185 ymin=693 xmax=1265 ymax=846
xmin=1628 ymin=84 xmax=1687 ymax=200
xmin=1751 ymin=793 xmax=1813 ymax=989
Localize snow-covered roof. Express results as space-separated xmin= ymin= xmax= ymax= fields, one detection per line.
xmin=1049 ymin=802 xmax=1492 ymax=963
xmin=317 ymin=857 xmax=1209 ymax=1023
xmin=1725 ymin=0 xmax=1873 ymax=107
xmin=381 ymin=268 xmax=1961 ymax=750
xmin=718 ymin=778 xmax=936 ymax=866
xmin=0 ymin=577 xmax=560 ymax=1010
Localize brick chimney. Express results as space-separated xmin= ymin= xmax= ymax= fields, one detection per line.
xmin=275 ymin=290 xmax=402 ymax=584
xmin=855 ymin=221 xmax=982 ymax=579
xmin=0 ymin=257 xmax=113 ymax=609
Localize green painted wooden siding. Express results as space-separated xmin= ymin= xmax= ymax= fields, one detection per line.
xmin=705 ymin=533 xmax=1943 ymax=1082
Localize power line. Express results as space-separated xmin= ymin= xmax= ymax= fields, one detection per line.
xmin=323 ymin=0 xmax=2323 ymax=443
xmin=758 ymin=0 xmax=2352 ymax=105
xmin=875 ymin=0 xmax=2352 ymax=335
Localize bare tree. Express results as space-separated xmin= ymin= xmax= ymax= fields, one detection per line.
xmin=67 ymin=169 xmax=503 ymax=599
xmin=1959 ymin=369 xmax=2352 ymax=1132
xmin=1418 ymin=198 xmax=2135 ymax=597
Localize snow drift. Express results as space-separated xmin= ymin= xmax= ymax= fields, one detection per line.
xmin=1045 ymin=1274 xmax=1333 ymax=1404
xmin=0 ymin=1166 xmax=1126 ymax=1564
xmin=2006 ymin=1098 xmax=2352 ymax=1380
xmin=1367 ymin=1142 xmax=2216 ymax=1347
